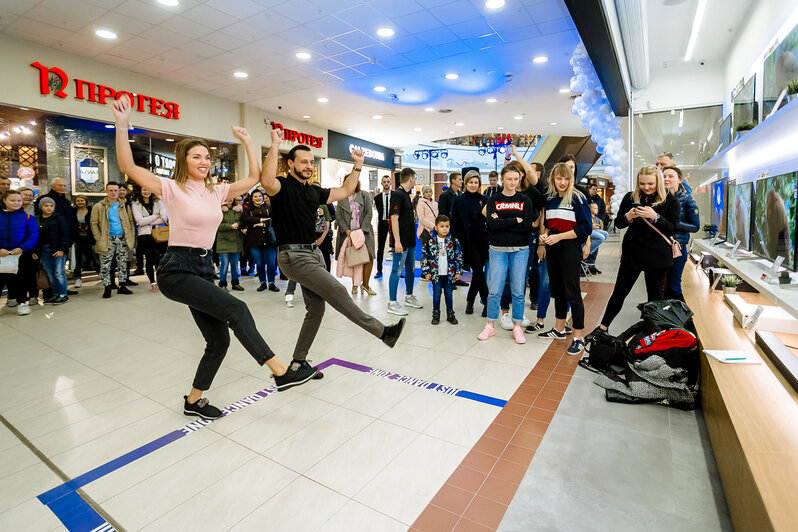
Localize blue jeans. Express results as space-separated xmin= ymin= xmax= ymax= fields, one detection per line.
xmin=487 ymin=247 xmax=530 ymax=323
xmin=219 ymin=253 xmax=240 ymax=284
xmin=40 ymin=244 xmax=67 ymax=296
xmin=250 ymin=246 xmax=277 ymax=284
xmin=432 ymin=274 xmax=453 ymax=313
xmin=586 ymin=230 xmax=608 ymax=263
xmin=389 ymin=246 xmax=415 ymax=301
xmin=535 ymin=257 xmax=551 ymax=320
xmin=666 ymin=244 xmax=688 ymax=296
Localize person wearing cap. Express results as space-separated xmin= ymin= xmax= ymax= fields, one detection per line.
xmin=415 ymin=185 xmax=438 ymax=248
xmin=33 ymin=196 xmax=70 ymax=304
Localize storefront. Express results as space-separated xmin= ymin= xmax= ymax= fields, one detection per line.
xmin=260 ymin=114 xmax=327 ymax=184
xmin=322 ymin=130 xmax=395 ymax=192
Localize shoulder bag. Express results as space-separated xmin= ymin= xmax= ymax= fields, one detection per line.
xmin=642 ymin=217 xmax=682 ymax=258
xmin=151 ymin=224 xmax=170 ymax=243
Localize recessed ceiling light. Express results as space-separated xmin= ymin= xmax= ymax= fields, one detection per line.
xmin=317 ymin=97 xmax=328 ymax=103
xmin=497 ymin=127 xmax=505 ymax=130
xmin=302 ymin=115 xmax=311 ymax=119
xmin=210 ymin=146 xmax=218 ymax=150
xmin=532 ymin=56 xmax=548 ymax=63
xmin=295 ymin=51 xmax=311 ymax=60
xmin=105 ymin=124 xmax=115 ymax=128
xmin=372 ymin=115 xmax=383 ymax=119
xmin=346 ymin=128 xmax=352 ymax=131
xmin=64 ymin=128 xmax=75 ymax=132
xmin=445 ymin=73 xmax=459 ymax=80
xmin=449 ymin=131 xmax=455 ymax=134
xmin=486 ymin=98 xmax=497 ymax=103
xmin=549 ymin=122 xmax=558 ymax=126
xmin=95 ymin=29 xmax=118 ymax=40
xmin=414 ymin=127 xmax=422 ymax=132
xmin=558 ymin=87 xmax=570 ymax=93
xmin=233 ymin=71 xmax=248 ymax=78
xmin=485 ymin=0 xmax=506 ymax=8
xmin=376 ymin=27 xmax=395 ymax=38
xmin=157 ymin=0 xmax=179 ymax=6
xmin=373 ymin=86 xmax=386 ymax=92
xmin=513 ymin=115 xmax=523 ymax=120
xmin=425 ymin=107 xmax=434 ymax=112
xmin=455 ymin=122 xmax=464 ymax=126
xmin=165 ymin=138 xmax=174 ymax=142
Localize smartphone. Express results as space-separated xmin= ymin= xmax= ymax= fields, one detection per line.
xmin=630 ymin=202 xmax=641 ymax=207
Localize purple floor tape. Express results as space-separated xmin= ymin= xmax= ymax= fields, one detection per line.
xmin=36 ymin=357 xmax=506 ymax=531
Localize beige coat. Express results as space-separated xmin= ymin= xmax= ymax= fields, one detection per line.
xmin=416 ymin=197 xmax=439 ymax=237
xmin=90 ymin=198 xmax=135 ymax=253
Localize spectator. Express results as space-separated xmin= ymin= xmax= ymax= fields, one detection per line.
xmin=242 ymin=189 xmax=278 ymax=292
xmin=71 ymin=195 xmax=95 ymax=288
xmin=17 ymin=187 xmax=36 ymax=215
xmin=131 ymin=187 xmax=164 ymax=292
xmin=34 ymin=197 xmax=70 ymax=304
xmin=656 ymin=152 xmax=691 ymax=194
xmin=484 ymin=171 xmax=502 ymax=197
xmin=216 ymin=197 xmax=244 ymax=291
xmin=415 ymin=185 xmax=438 ymax=247
xmin=388 ymin=168 xmax=422 ymax=315
xmin=584 ymin=202 xmax=608 ymax=275
xmin=536 ymin=163 xmax=592 ymax=355
xmin=0 ymin=176 xmax=10 ymax=195
xmin=594 ymin=166 xmax=680 ymax=332
xmin=451 ymin=170 xmax=489 ymax=316
xmin=335 ymin=181 xmax=376 ymax=295
xmin=663 ymin=166 xmax=699 ymax=300
xmin=90 ymin=182 xmax=135 ymax=298
xmin=34 ymin=178 xmax=72 ymax=235
xmin=0 ymin=189 xmax=38 ymax=315
xmin=422 ymin=214 xmax=463 ymax=325
xmin=586 ymin=183 xmax=606 ymax=221
xmin=373 ymin=175 xmax=393 ymax=279
xmin=437 ymin=172 xmax=462 ymax=217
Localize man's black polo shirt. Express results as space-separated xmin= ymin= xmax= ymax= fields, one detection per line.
xmin=389 ymin=186 xmax=415 ymax=248
xmin=269 ymin=175 xmax=330 ymax=246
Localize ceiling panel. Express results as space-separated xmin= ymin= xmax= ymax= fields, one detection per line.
xmin=416 ymin=28 xmax=460 ymax=47
xmin=181 ymin=4 xmax=239 ymax=30
xmin=112 ymin=0 xmax=178 ymax=25
xmin=204 ymin=0 xmax=267 ymax=19
xmin=428 ymin=2 xmax=483 ymax=25
xmin=394 ymin=11 xmax=445 ymax=34
xmin=365 ymin=0 xmax=425 ymax=19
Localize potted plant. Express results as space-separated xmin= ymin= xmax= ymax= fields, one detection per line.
xmin=703 ymin=224 xmax=718 ymax=238
xmin=787 ymin=79 xmax=798 ymax=102
xmin=735 ymin=121 xmax=756 ymax=139
xmin=721 ymin=274 xmax=742 ymax=295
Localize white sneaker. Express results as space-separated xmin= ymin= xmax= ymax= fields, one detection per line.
xmin=16 ymin=303 xmax=31 ymax=316
xmin=500 ymin=313 xmax=513 ymax=330
xmin=522 ymin=315 xmax=531 ymax=327
xmin=404 ymin=294 xmax=423 ymax=309
xmin=285 ymin=294 xmax=294 ymax=308
xmin=74 ymin=278 xmax=83 ymax=288
xmin=387 ymin=301 xmax=408 ymax=316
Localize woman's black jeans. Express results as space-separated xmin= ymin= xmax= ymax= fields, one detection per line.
xmin=157 ymin=246 xmax=275 ymax=391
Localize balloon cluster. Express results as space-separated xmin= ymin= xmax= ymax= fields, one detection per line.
xmin=570 ymin=41 xmax=629 ymax=216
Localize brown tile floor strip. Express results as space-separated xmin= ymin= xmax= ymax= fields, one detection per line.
xmin=411 ymin=281 xmax=615 ymax=532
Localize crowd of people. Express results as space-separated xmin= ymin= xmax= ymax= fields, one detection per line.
xmin=2 ymin=97 xmax=700 ymax=413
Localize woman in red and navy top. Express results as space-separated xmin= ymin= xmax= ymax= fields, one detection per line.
xmin=537 ymin=162 xmax=592 ymax=355
xmin=478 ymin=165 xmax=536 ymax=344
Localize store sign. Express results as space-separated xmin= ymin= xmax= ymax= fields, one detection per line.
xmin=327 ymin=129 xmax=395 ymax=169
xmin=31 ymin=61 xmax=180 ymax=120
xmin=270 ymin=122 xmax=323 ymax=148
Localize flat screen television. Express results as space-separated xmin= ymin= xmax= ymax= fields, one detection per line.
xmin=726 ymin=181 xmax=753 ymax=250
xmin=733 ymin=74 xmax=757 ymax=130
xmin=712 ymin=178 xmax=728 ymax=239
xmin=763 ymin=24 xmax=798 ymax=117
xmin=752 ymin=172 xmax=797 ymax=270
xmin=718 ymin=114 xmax=732 ymax=150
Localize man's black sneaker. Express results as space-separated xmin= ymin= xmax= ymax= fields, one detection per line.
xmin=454 ymin=279 xmax=469 ymax=287
xmin=268 ymin=283 xmax=280 ymax=292
xmin=293 ymin=359 xmax=323 ymax=379
xmin=274 ymin=362 xmax=318 ymax=391
xmin=132 ymin=269 xmax=145 ymax=276
xmin=232 ymin=284 xmax=245 ymax=291
xmin=67 ymin=289 xmax=78 ymax=296
xmin=538 ymin=328 xmax=567 ymax=339
xmin=43 ymin=295 xmax=58 ymax=304
xmin=447 ymin=311 xmax=458 ymax=325
xmin=257 ymin=283 xmax=268 ymax=292
xmin=381 ymin=317 xmax=406 ymax=348
xmin=588 ymin=265 xmax=602 ymax=274
xmin=431 ymin=311 xmax=440 ymax=325
xmin=465 ymin=302 xmax=474 ymax=315
xmin=525 ymin=322 xmax=545 ymax=333
xmin=183 ymin=395 xmax=222 ymax=420
xmin=124 ymin=279 xmax=138 ymax=286
xmin=529 ymin=302 xmax=538 ymax=310
xmin=117 ymin=286 xmax=133 ymax=295
xmin=50 ymin=295 xmax=68 ymax=305
xmin=567 ymin=339 xmax=585 ymax=356
xmin=102 ymin=286 xmax=112 ymax=299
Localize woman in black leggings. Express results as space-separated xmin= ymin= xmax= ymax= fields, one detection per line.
xmin=595 ymin=165 xmax=680 ymax=332
xmin=131 ymin=186 xmax=163 ymax=291
xmin=112 ymin=95 xmax=316 ymax=420
xmin=450 ymin=171 xmax=489 ymax=316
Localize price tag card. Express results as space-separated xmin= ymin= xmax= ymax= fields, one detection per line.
xmin=761 ymin=256 xmax=785 ymax=282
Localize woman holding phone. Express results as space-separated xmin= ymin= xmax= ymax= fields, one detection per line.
xmin=593 ymin=165 xmax=680 ymax=332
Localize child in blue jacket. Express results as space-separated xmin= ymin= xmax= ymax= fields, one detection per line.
xmin=422 ymin=215 xmax=463 ymax=325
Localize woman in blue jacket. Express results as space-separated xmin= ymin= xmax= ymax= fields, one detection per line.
xmin=0 ymin=189 xmax=38 ymax=315
xmin=663 ymin=166 xmax=699 ymax=300
xmin=34 ymin=197 xmax=71 ymax=304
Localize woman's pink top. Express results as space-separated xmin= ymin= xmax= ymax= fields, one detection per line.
xmin=159 ymin=178 xmax=229 ymax=249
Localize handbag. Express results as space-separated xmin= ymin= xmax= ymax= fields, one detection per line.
xmin=151 ymin=225 xmax=170 ymax=243
xmin=642 ymin=218 xmax=682 ymax=258
xmin=345 ymin=240 xmax=370 ymax=267
xmin=37 ymin=266 xmax=50 ymax=290
xmin=0 ymin=254 xmax=20 ymax=274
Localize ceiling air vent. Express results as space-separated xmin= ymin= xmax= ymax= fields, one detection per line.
xmin=438 ymin=109 xmax=452 ymax=113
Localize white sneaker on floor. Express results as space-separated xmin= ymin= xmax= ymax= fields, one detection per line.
xmin=387 ymin=301 xmax=409 ymax=315
xmin=285 ymin=294 xmax=294 ymax=308
xmin=500 ymin=313 xmax=513 ymax=330
xmin=522 ymin=315 xmax=531 ymax=327
xmin=404 ymin=294 xmax=423 ymax=309
xmin=16 ymin=303 xmax=31 ymax=316
xmin=74 ymin=278 xmax=82 ymax=288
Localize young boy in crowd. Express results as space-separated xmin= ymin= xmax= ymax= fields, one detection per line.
xmin=422 ymin=215 xmax=463 ymax=325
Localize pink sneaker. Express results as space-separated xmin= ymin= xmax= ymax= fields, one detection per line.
xmin=513 ymin=324 xmax=526 ymax=344
xmin=477 ymin=323 xmax=495 ymax=341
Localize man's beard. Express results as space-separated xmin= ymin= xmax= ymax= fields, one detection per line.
xmin=292 ymin=168 xmax=312 ymax=180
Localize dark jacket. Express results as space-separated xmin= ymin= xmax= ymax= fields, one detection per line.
xmin=421 ymin=230 xmax=464 ymax=281
xmin=216 ymin=207 xmax=244 ymax=254
xmin=437 ymin=187 xmax=459 ymax=217
xmin=374 ymin=190 xmax=392 ymax=223
xmin=35 ymin=190 xmax=72 ymax=238
xmin=1 ymin=209 xmax=38 ymax=252
xmin=674 ymin=189 xmax=700 ymax=246
xmin=450 ymin=191 xmax=488 ymax=264
xmin=614 ymin=191 xmax=680 ymax=270
xmin=34 ymin=213 xmax=70 ymax=254
xmin=588 ymin=193 xmax=606 ymax=220
xmin=242 ymin=203 xmax=274 ymax=248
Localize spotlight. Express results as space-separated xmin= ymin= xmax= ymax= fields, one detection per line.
xmin=486 ymin=98 xmax=497 ymax=103
xmin=373 ymin=86 xmax=386 ymax=92
xmin=295 ymin=52 xmax=311 ymax=60
xmin=485 ymin=0 xmax=506 ymax=8
xmin=445 ymin=73 xmax=459 ymax=80
xmin=317 ymin=97 xmax=328 ymax=103
xmin=532 ymin=56 xmax=548 ymax=63
xmin=376 ymin=27 xmax=395 ymax=38
xmin=425 ymin=107 xmax=434 ymax=112
xmin=95 ymin=29 xmax=118 ymax=40
xmin=233 ymin=71 xmax=248 ymax=78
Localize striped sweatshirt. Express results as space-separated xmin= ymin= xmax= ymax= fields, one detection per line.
xmin=544 ymin=194 xmax=592 ymax=244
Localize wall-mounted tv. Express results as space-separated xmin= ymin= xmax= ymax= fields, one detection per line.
xmin=712 ymin=178 xmax=728 ymax=239
xmin=763 ymin=24 xmax=798 ymax=117
xmin=752 ymin=172 xmax=797 ymax=270
xmin=726 ymin=181 xmax=753 ymax=250
xmin=733 ymin=74 xmax=757 ymax=130
xmin=718 ymin=114 xmax=732 ymax=150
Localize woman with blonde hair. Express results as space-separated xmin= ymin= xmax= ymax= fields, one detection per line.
xmin=536 ymin=163 xmax=592 ymax=355
xmin=594 ymin=165 xmax=680 ymax=332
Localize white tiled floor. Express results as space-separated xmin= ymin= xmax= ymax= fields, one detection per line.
xmin=0 ymin=257 xmax=548 ymax=531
